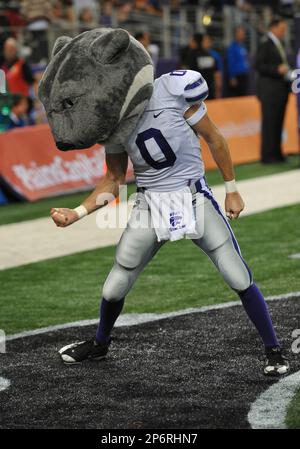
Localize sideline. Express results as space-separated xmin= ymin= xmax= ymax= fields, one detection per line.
xmin=7 ymin=290 xmax=300 ymax=340
xmin=1 ymin=169 xmax=299 ymax=270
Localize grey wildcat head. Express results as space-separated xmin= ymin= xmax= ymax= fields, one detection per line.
xmin=38 ymin=28 xmax=154 ymax=151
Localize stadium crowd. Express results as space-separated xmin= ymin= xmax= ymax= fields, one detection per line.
xmin=0 ymin=0 xmax=296 ymax=133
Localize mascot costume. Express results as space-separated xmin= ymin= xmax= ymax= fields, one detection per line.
xmin=39 ymin=28 xmax=289 ymax=376
xmin=39 ymin=28 xmax=154 ymax=152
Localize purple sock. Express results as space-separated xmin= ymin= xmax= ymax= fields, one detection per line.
xmin=96 ymin=298 xmax=125 ymax=344
xmin=238 ymin=283 xmax=279 ymax=348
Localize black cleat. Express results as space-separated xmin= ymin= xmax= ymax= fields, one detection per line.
xmin=264 ymin=346 xmax=289 ymax=376
xmin=58 ymin=339 xmax=110 ymax=365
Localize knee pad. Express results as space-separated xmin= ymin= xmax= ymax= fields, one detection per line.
xmin=230 ymin=272 xmax=252 ymax=293
xmin=102 ymin=262 xmax=135 ymax=302
xmin=211 ymin=238 xmax=252 ymax=292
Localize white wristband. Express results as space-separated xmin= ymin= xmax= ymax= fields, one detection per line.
xmin=225 ymin=179 xmax=238 ymax=193
xmin=74 ymin=205 xmax=88 ymax=219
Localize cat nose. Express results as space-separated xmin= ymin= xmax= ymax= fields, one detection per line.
xmin=56 ymin=141 xmax=75 ymax=151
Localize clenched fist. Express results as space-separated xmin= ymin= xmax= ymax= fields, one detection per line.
xmin=50 ymin=208 xmax=79 ymax=227
xmin=225 ymin=192 xmax=245 ymax=220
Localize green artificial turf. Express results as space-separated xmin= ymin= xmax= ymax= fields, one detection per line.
xmin=286 ymin=388 xmax=300 ymax=429
xmin=0 ymin=203 xmax=299 ymax=335
xmin=0 ymin=155 xmax=298 ymax=226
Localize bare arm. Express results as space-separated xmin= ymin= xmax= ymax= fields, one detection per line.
xmin=81 ymin=152 xmax=128 ymax=214
xmin=184 ymin=105 xmax=244 ymax=219
xmin=50 ymin=152 xmax=128 ymax=227
xmin=186 ymin=108 xmax=235 ymax=181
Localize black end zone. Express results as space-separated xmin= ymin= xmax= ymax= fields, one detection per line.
xmin=0 ymin=297 xmax=299 ymax=429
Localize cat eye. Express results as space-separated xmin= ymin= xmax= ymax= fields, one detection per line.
xmin=62 ymin=98 xmax=74 ymax=109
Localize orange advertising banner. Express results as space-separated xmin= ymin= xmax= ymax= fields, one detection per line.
xmin=0 ymin=95 xmax=298 ymax=201
xmin=202 ymin=94 xmax=298 ymax=170
xmin=0 ymin=124 xmax=134 ymax=201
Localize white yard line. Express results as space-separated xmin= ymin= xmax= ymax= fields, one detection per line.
xmin=290 ymin=253 xmax=300 ymax=259
xmin=0 ymin=170 xmax=299 ymax=271
xmin=6 ymin=290 xmax=300 ymax=341
xmin=0 ymin=377 xmax=10 ymax=392
xmin=248 ymin=371 xmax=300 ymax=429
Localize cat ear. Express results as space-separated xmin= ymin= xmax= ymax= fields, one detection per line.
xmin=90 ymin=29 xmax=130 ymax=64
xmin=51 ymin=36 xmax=72 ymax=58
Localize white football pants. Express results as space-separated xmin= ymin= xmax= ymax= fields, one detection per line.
xmin=102 ymin=183 xmax=252 ymax=302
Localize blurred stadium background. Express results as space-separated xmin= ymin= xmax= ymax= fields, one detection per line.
xmin=0 ymin=0 xmax=299 ymax=429
xmin=0 ymin=0 xmax=299 ymax=203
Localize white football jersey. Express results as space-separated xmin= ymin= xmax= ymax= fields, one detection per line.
xmin=108 ymin=70 xmax=209 ymax=191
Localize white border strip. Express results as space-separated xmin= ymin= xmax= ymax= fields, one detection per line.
xmin=248 ymin=371 xmax=300 ymax=429
xmin=7 ymin=290 xmax=300 ymax=341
